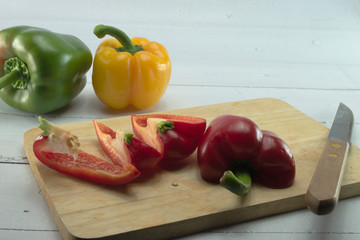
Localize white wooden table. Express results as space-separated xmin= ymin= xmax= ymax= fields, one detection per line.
xmin=1 ymin=0 xmax=360 ymax=239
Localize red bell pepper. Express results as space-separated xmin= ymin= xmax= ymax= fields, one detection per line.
xmin=131 ymin=114 xmax=207 ymax=162
xmin=93 ymin=120 xmax=162 ymax=172
xmin=33 ymin=117 xmax=140 ymax=185
xmin=197 ymin=115 xmax=295 ymax=195
xmin=251 ymin=130 xmax=295 ymax=189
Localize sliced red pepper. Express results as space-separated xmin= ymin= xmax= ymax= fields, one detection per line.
xmin=197 ymin=115 xmax=263 ymax=183
xmin=250 ymin=130 xmax=295 ymax=189
xmin=131 ymin=114 xmax=207 ymax=162
xmin=197 ymin=115 xmax=295 ymax=195
xmin=93 ymin=120 xmax=162 ymax=172
xmin=33 ymin=117 xmax=140 ymax=185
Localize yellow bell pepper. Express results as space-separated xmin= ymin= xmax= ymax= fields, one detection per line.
xmin=92 ymin=24 xmax=171 ymax=109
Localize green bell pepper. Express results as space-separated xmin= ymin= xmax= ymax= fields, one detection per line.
xmin=0 ymin=26 xmax=92 ymax=113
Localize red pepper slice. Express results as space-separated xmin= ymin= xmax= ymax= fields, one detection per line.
xmin=251 ymin=130 xmax=295 ymax=189
xmin=197 ymin=115 xmax=295 ymax=195
xmin=33 ymin=135 xmax=139 ymax=185
xmin=33 ymin=118 xmax=140 ymax=185
xmin=131 ymin=114 xmax=207 ymax=162
xmin=93 ymin=120 xmax=162 ymax=172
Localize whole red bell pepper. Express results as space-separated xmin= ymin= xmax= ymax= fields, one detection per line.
xmin=197 ymin=115 xmax=295 ymax=195
xmin=93 ymin=120 xmax=162 ymax=172
xmin=33 ymin=117 xmax=140 ymax=185
xmin=131 ymin=114 xmax=206 ymax=162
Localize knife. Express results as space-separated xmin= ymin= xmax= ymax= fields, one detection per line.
xmin=305 ymin=103 xmax=354 ymax=215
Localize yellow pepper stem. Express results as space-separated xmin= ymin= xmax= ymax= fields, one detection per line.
xmin=93 ymin=24 xmax=144 ymax=55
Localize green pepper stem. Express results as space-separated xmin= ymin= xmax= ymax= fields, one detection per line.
xmin=220 ymin=170 xmax=252 ymax=195
xmin=0 ymin=69 xmax=22 ymax=89
xmin=93 ymin=24 xmax=144 ymax=55
xmin=0 ymin=57 xmax=30 ymax=89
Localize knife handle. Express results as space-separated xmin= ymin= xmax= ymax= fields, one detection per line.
xmin=305 ymin=138 xmax=350 ymax=215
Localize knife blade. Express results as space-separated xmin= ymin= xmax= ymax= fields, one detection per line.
xmin=305 ymin=103 xmax=354 ymax=215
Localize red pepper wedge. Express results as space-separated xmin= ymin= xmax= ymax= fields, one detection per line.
xmin=93 ymin=120 xmax=162 ymax=172
xmin=131 ymin=114 xmax=207 ymax=162
xmin=33 ymin=117 xmax=140 ymax=185
xmin=251 ymin=130 xmax=295 ymax=189
xmin=197 ymin=115 xmax=295 ymax=195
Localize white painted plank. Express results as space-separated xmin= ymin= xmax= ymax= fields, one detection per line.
xmin=0 ymin=230 xmax=61 ymax=240
xmin=0 ymin=164 xmax=58 ymax=230
xmin=2 ymin=1 xmax=360 ymax=71
xmin=2 ymin=0 xmax=360 ymax=30
xmin=171 ymin=60 xmax=360 ymax=89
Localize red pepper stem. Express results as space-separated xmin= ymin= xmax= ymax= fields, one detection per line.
xmin=93 ymin=24 xmax=144 ymax=55
xmin=220 ymin=170 xmax=251 ymax=195
xmin=38 ymin=117 xmax=80 ymax=149
xmin=157 ymin=121 xmax=175 ymax=134
xmin=123 ymin=133 xmax=134 ymax=145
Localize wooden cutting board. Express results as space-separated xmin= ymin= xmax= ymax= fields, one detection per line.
xmin=23 ymin=98 xmax=360 ymax=240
